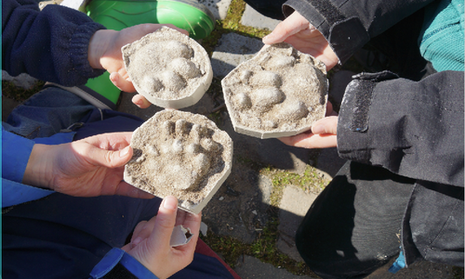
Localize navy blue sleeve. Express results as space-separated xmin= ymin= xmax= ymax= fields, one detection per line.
xmin=2 ymin=0 xmax=106 ymax=86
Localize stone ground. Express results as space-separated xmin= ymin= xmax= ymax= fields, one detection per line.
xmin=2 ymin=0 xmax=462 ymax=278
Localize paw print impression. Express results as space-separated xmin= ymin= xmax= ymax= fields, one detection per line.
xmin=124 ymin=110 xmax=233 ymax=214
xmin=222 ymin=43 xmax=328 ymax=139
xmin=123 ymin=26 xmax=213 ymax=109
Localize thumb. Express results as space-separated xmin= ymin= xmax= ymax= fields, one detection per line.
xmin=262 ymin=11 xmax=306 ymax=45
xmin=147 ymin=196 xmax=178 ymax=250
xmin=84 ymin=144 xmax=133 ymax=168
xmin=262 ymin=22 xmax=288 ymax=45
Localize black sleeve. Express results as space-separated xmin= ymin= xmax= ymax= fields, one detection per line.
xmin=337 ymin=70 xmax=464 ymax=187
xmin=282 ymin=0 xmax=436 ymax=63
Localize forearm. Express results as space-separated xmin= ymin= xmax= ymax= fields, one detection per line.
xmin=337 ymin=70 xmax=464 ymax=186
xmin=2 ymin=0 xmax=106 ymax=85
xmin=1 ymin=129 xmax=55 ymax=207
xmin=22 ymin=143 xmax=55 ymax=189
xmin=282 ymin=0 xmax=435 ymax=63
xmin=87 ymin=29 xmax=119 ymax=69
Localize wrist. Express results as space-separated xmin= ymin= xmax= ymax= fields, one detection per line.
xmin=23 ymin=144 xmax=55 ymax=189
xmin=88 ymin=29 xmax=117 ymax=69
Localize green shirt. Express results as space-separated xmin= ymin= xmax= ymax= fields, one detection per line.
xmin=419 ymin=0 xmax=464 ymax=71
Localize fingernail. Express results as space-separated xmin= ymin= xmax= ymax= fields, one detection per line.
xmin=132 ymin=237 xmax=142 ymax=246
xmin=120 ymin=146 xmax=130 ymax=157
xmin=109 ymin=72 xmax=117 ymax=81
xmin=262 ymin=35 xmax=270 ymax=43
xmin=262 ymin=33 xmax=274 ymax=43
xmin=163 ymin=196 xmax=178 ymax=210
xmin=312 ymin=125 xmax=324 ymax=134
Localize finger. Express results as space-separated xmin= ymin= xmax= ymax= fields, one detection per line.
xmin=263 ymin=21 xmax=296 ymax=45
xmin=325 ymin=101 xmax=334 ymax=116
xmin=279 ymin=133 xmax=337 ymax=149
xmin=110 ymin=72 xmax=136 ymax=93
xmin=122 ymin=219 xmax=153 ymax=251
xmin=311 ymin=116 xmax=338 ymax=135
xmin=131 ymin=217 xmax=158 ymax=246
xmin=262 ymin=11 xmax=307 ymax=45
xmin=295 ymin=134 xmax=338 ymax=149
xmin=146 ymin=196 xmax=178 ymax=251
xmin=132 ymin=94 xmax=152 ymax=109
xmin=132 ymin=220 xmax=149 ymax=240
xmin=279 ymin=131 xmax=313 ymax=146
xmin=76 ymin=142 xmax=133 ymax=169
xmin=82 ymin=132 xmax=133 ymax=150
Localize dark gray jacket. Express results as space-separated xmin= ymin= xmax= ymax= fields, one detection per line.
xmin=284 ymin=0 xmax=464 ymax=267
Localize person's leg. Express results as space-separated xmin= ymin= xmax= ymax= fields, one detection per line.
xmin=167 ymin=239 xmax=240 ymax=279
xmin=3 ymin=193 xmax=162 ymax=278
xmin=2 ymin=87 xmax=156 ymax=278
xmin=3 ymin=86 xmax=95 ymax=139
xmin=3 ymin=85 xmax=238 ymax=278
xmin=296 ymin=161 xmax=415 ymax=279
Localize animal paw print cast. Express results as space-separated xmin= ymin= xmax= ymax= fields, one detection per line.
xmin=142 ymin=43 xmax=203 ymax=100
xmin=128 ymin=117 xmax=221 ymax=192
xmin=122 ymin=26 xmax=212 ymax=108
xmin=222 ymin=43 xmax=328 ymax=138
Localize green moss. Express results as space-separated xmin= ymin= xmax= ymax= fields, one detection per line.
xmin=200 ymin=0 xmax=270 ymax=55
xmin=201 ymin=217 xmax=315 ymax=276
xmin=260 ymin=165 xmax=329 ymax=207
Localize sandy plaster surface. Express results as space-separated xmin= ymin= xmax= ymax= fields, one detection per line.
xmin=124 ymin=109 xmax=233 ymax=214
xmin=221 ymin=43 xmax=328 ymax=139
xmin=122 ymin=26 xmax=213 ymax=109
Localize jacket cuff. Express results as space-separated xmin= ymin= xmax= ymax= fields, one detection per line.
xmin=2 ymin=128 xmax=35 ymax=183
xmin=69 ymin=22 xmax=106 ymax=84
xmin=283 ymin=0 xmax=369 ymax=64
xmin=90 ymin=248 xmax=158 ymax=279
xmin=337 ymin=71 xmax=399 ymax=162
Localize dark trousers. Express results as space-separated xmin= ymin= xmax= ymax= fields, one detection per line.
xmin=295 ymin=161 xmax=416 ymax=278
xmin=2 ymin=88 xmax=234 ymax=279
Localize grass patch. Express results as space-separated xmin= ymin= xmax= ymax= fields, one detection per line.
xmin=200 ymin=0 xmax=270 ymax=55
xmin=201 ymin=216 xmax=315 ymax=276
xmin=201 ymin=157 xmax=325 ymax=276
xmin=260 ymin=165 xmax=329 ymax=207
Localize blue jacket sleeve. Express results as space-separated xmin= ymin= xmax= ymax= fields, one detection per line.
xmin=2 ymin=0 xmax=106 ymax=86
xmin=2 ymin=128 xmax=77 ymax=207
xmin=89 ymin=248 xmax=158 ymax=279
xmin=1 ymin=128 xmax=55 ymax=207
